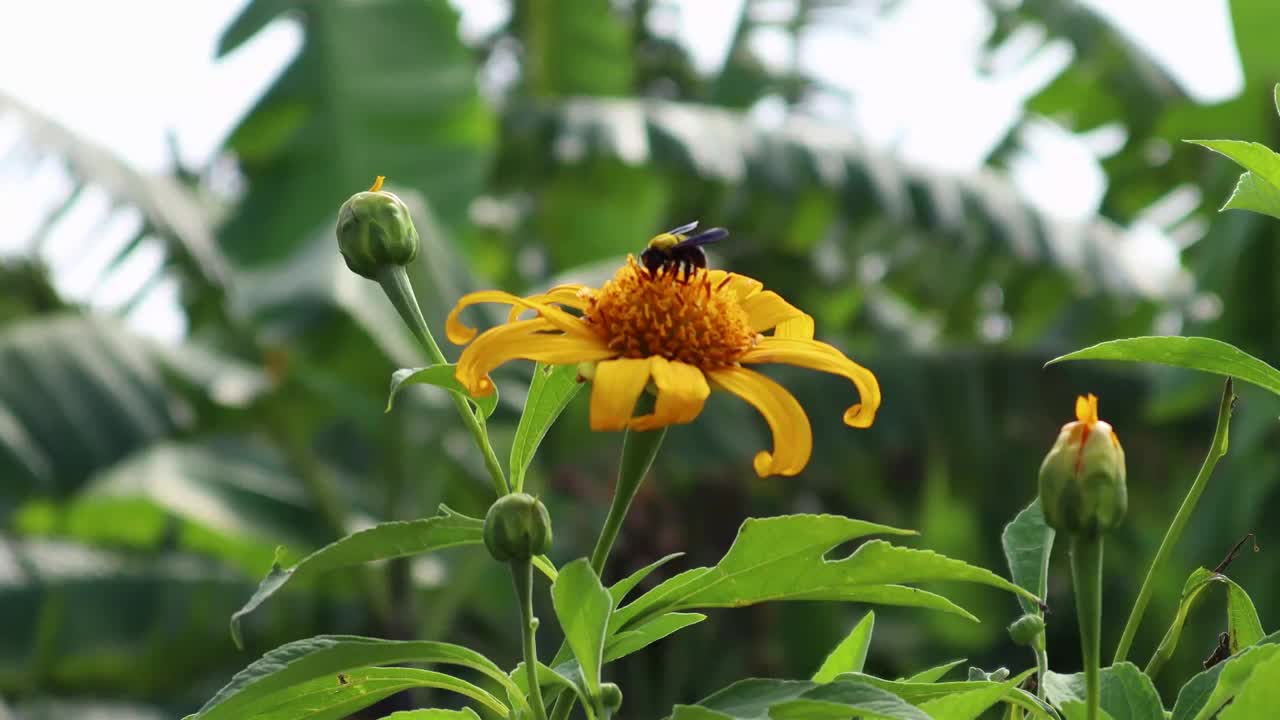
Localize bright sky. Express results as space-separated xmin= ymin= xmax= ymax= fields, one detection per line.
xmin=0 ymin=0 xmax=1243 ymax=342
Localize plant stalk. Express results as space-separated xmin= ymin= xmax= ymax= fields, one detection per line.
xmin=1034 ymin=645 xmax=1049 ymax=702
xmin=1071 ymin=535 xmax=1103 ymax=720
xmin=1112 ymin=379 xmax=1235 ymax=663
xmin=547 ymin=425 xmax=666 ymax=720
xmin=511 ymin=559 xmax=549 ymax=720
xmin=377 ymin=266 xmax=509 ymax=497
xmin=589 ymin=426 xmax=667 ymax=577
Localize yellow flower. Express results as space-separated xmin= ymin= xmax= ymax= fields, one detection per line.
xmin=446 ymin=257 xmax=881 ymax=477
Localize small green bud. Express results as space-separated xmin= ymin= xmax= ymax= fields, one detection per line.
xmin=1008 ymin=613 xmax=1045 ymax=648
xmin=336 ymin=176 xmax=420 ymax=280
xmin=1039 ymin=394 xmax=1127 ymax=537
xmin=599 ymin=683 xmax=623 ymax=714
xmin=484 ymin=493 xmax=553 ymax=562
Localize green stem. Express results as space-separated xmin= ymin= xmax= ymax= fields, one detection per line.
xmin=376 ymin=266 xmax=509 ymax=498
xmin=1071 ymin=535 xmax=1103 ymax=720
xmin=1033 ymin=645 xmax=1049 ymax=702
xmin=546 ymin=426 xmax=666 ymax=720
xmin=589 ymin=426 xmax=667 ymax=577
xmin=511 ymin=559 xmax=549 ymax=720
xmin=1112 ymin=379 xmax=1235 ymax=664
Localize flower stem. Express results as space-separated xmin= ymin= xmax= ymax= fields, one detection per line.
xmin=1070 ymin=534 xmax=1103 ymax=720
xmin=589 ymin=426 xmax=667 ymax=577
xmin=511 ymin=559 xmax=549 ymax=720
xmin=1034 ymin=645 xmax=1049 ymax=701
xmin=545 ymin=427 xmax=666 ymax=720
xmin=376 ymin=266 xmax=509 ymax=497
xmin=1112 ymin=379 xmax=1235 ymax=664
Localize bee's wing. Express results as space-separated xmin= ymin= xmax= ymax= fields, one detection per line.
xmin=675 ymin=227 xmax=728 ymax=248
xmin=667 ymin=220 xmax=699 ymax=236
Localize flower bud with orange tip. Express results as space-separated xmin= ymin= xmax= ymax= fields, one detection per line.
xmin=336 ymin=176 xmax=420 ymax=280
xmin=1038 ymin=394 xmax=1127 ymax=537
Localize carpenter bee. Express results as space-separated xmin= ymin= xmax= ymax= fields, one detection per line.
xmin=640 ymin=221 xmax=728 ymax=277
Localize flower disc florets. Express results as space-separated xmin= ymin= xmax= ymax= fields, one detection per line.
xmin=583 ymin=258 xmax=757 ymax=369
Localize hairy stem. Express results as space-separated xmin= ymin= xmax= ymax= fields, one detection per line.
xmin=1071 ymin=535 xmax=1103 ymax=720
xmin=511 ymin=559 xmax=549 ymax=720
xmin=1112 ymin=380 xmax=1235 ymax=663
xmin=589 ymin=426 xmax=667 ymax=577
xmin=1034 ymin=645 xmax=1049 ymax=701
xmin=376 ymin=266 xmax=509 ymax=497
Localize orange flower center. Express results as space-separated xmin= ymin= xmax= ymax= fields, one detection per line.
xmin=582 ymin=257 xmax=757 ymax=368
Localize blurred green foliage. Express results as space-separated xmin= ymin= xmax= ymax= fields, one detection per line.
xmin=2 ymin=0 xmax=1280 ymax=717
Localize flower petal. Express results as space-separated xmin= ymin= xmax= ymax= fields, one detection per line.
xmin=773 ymin=313 xmax=814 ymax=340
xmin=630 ymin=358 xmax=710 ymax=431
xmin=456 ymin=318 xmax=612 ymax=396
xmin=447 ymin=290 xmax=594 ymax=344
xmin=707 ymin=270 xmax=763 ymax=301
xmin=740 ymin=290 xmax=807 ymax=334
xmin=508 ymin=285 xmax=589 ymax=322
xmin=590 ymin=358 xmax=652 ymax=431
xmin=739 ymin=337 xmax=880 ymax=428
xmin=707 ymin=367 xmax=812 ymax=477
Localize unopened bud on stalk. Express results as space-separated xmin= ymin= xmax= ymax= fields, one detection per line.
xmin=484 ymin=493 xmax=553 ymax=562
xmin=599 ymin=683 xmax=623 ymax=715
xmin=1038 ymin=394 xmax=1127 ymax=537
xmin=336 ymin=176 xmax=420 ymax=280
xmin=1008 ymin=613 xmax=1046 ymax=649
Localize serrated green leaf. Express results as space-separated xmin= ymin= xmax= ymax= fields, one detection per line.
xmin=917 ymin=674 xmax=1025 ymax=720
xmin=834 ymin=673 xmax=1052 ymax=719
xmin=604 ymin=611 xmax=705 ymax=663
xmin=609 ymin=552 xmax=684 ymax=605
xmin=812 ymin=611 xmax=875 ymax=682
xmin=1147 ymin=567 xmax=1265 ymax=678
xmin=613 ymin=515 xmax=1037 ymax=634
xmin=510 ymin=363 xmax=582 ymax=491
xmin=552 ymin=559 xmax=613 ymax=705
xmin=378 ymin=710 xmax=481 ymax=720
xmin=1188 ymin=139 xmax=1280 ymax=190
xmin=690 ymin=679 xmax=815 ymax=718
xmin=1059 ymin=701 xmax=1117 ymax=720
xmin=1048 ymin=336 xmax=1280 ymax=398
xmin=1173 ymin=641 xmax=1280 ymax=720
xmin=902 ymin=659 xmax=967 ymax=684
xmin=1042 ymin=663 xmax=1163 ymax=720
xmin=387 ymin=364 xmax=498 ymax=417
xmin=669 ymin=706 xmax=734 ymax=720
xmin=194 ymin=635 xmax=526 ymax=720
xmin=1220 ymin=171 xmax=1280 ymax=220
xmin=768 ymin=681 xmax=930 ymax=719
xmin=1219 ymin=648 xmax=1280 ymax=719
xmin=1002 ymin=499 xmax=1054 ymax=616
xmin=240 ymin=667 xmax=506 ymax=718
xmin=230 ymin=508 xmax=484 ymax=647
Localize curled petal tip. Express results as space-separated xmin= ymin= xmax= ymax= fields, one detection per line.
xmin=843 ymin=403 xmax=875 ymax=428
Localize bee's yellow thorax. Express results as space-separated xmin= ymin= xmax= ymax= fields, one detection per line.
xmin=646 ymin=233 xmax=680 ymax=251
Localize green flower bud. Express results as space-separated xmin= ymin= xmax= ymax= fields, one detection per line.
xmin=599 ymin=683 xmax=623 ymax=714
xmin=1038 ymin=394 xmax=1127 ymax=537
xmin=484 ymin=493 xmax=553 ymax=562
xmin=1008 ymin=613 xmax=1046 ymax=648
xmin=335 ymin=176 xmax=420 ymax=280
